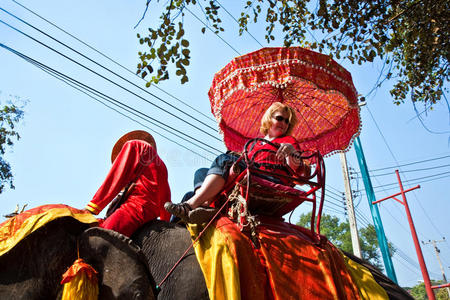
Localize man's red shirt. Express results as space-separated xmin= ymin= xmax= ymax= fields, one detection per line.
xmin=86 ymin=140 xmax=171 ymax=222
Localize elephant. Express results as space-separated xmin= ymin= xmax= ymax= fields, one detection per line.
xmin=0 ymin=215 xmax=412 ymax=300
xmin=0 ymin=216 xmax=155 ymax=300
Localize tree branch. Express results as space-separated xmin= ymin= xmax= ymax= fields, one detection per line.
xmin=134 ymin=0 xmax=152 ymax=29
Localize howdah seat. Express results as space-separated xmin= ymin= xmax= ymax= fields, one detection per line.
xmin=216 ymin=138 xmax=326 ymax=243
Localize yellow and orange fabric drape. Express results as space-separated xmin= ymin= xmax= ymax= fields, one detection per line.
xmin=0 ymin=204 xmax=98 ymax=256
xmin=188 ymin=216 xmax=388 ymax=300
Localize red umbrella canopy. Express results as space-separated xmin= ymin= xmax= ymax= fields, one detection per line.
xmin=208 ymin=47 xmax=361 ymax=156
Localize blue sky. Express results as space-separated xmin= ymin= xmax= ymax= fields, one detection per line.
xmin=0 ymin=0 xmax=449 ymax=288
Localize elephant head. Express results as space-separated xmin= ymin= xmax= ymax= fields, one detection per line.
xmin=0 ymin=216 xmax=155 ymax=300
xmin=132 ymin=220 xmax=209 ymax=300
xmin=79 ymin=227 xmax=155 ymax=300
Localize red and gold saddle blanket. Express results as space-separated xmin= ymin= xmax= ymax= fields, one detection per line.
xmin=0 ymin=204 xmax=98 ymax=256
xmin=188 ymin=216 xmax=388 ymax=300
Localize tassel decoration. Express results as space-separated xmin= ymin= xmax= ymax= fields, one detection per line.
xmin=61 ymin=258 xmax=99 ymax=300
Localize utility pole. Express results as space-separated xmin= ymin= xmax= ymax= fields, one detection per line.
xmin=422 ymin=239 xmax=450 ymax=298
xmin=354 ymin=137 xmax=398 ymax=283
xmin=373 ymin=170 xmax=434 ymax=300
xmin=339 ymin=152 xmax=362 ymax=258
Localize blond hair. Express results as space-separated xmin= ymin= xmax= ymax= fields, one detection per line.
xmin=260 ymin=102 xmax=298 ymax=136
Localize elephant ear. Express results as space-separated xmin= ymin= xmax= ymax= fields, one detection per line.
xmin=0 ymin=217 xmax=91 ymax=299
xmin=79 ymin=227 xmax=156 ymax=300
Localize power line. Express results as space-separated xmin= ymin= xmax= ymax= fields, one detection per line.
xmin=394 ymin=244 xmax=421 ymax=270
xmin=9 ymin=0 xmax=216 ymax=122
xmin=357 ymin=173 xmax=450 ymax=193
xmin=326 ymin=183 xmax=344 ymax=194
xmin=0 ymin=42 xmax=222 ymax=158
xmin=324 ymin=197 xmax=345 ymax=210
xmin=372 ymin=172 xmax=430 ymax=241
xmin=0 ymin=18 xmax=222 ymax=154
xmin=366 ymin=164 xmax=450 ymax=178
xmin=317 ymin=190 xmax=346 ymax=209
xmin=323 ymin=189 xmax=344 ymax=202
xmin=325 ymin=184 xmax=345 ymax=198
xmin=351 ymin=154 xmax=450 ymax=173
xmin=354 ymin=207 xmax=372 ymax=227
xmin=0 ymin=9 xmax=221 ymax=141
xmin=365 ymin=104 xmax=447 ymax=249
xmin=393 ymin=255 xmax=422 ymax=278
xmin=184 ymin=6 xmax=241 ymax=56
xmin=2 ymin=42 xmax=217 ymax=158
xmin=348 ymin=164 xmax=363 ymax=208
xmin=353 ymin=207 xmax=369 ymax=225
xmin=352 ymin=205 xmax=436 ymax=280
xmin=322 ymin=205 xmax=346 ymax=216
xmin=32 ymin=57 xmax=213 ymax=161
xmin=371 ymin=171 xmax=450 ymax=190
xmin=213 ymin=0 xmax=264 ymax=47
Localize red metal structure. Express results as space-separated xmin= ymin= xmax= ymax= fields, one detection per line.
xmin=432 ymin=283 xmax=450 ymax=289
xmin=373 ymin=170 xmax=435 ymax=300
xmin=214 ymin=138 xmax=326 ymax=244
xmin=158 ymin=140 xmax=327 ymax=288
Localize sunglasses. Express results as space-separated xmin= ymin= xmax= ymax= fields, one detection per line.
xmin=272 ymin=115 xmax=289 ymax=124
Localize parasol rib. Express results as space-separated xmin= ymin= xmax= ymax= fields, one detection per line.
xmin=294 ymin=98 xmax=339 ymax=128
xmin=221 ymin=81 xmax=351 ymax=115
xmin=283 ymin=86 xmax=350 ymax=113
xmin=234 ymin=97 xmax=274 ymax=137
xmin=220 ymin=86 xmax=280 ymax=109
xmin=294 ymin=104 xmax=320 ymax=140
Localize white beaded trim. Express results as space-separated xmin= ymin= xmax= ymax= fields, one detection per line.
xmin=212 ymin=58 xmax=357 ymax=100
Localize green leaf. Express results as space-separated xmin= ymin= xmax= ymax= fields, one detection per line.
xmin=182 ymin=49 xmax=190 ymax=57
xmin=181 ymin=39 xmax=189 ymax=47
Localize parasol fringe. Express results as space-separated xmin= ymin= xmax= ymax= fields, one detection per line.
xmin=61 ymin=258 xmax=98 ymax=300
xmin=324 ymin=106 xmax=363 ymax=158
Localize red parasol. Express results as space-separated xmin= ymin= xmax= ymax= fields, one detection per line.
xmin=208 ymin=47 xmax=361 ymax=156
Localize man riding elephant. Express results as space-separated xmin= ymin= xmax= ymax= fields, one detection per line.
xmin=85 ymin=130 xmax=171 ymax=237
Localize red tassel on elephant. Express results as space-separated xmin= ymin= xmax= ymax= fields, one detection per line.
xmin=61 ymin=258 xmax=99 ymax=300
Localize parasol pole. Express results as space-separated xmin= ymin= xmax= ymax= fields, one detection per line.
xmin=354 ymin=136 xmax=398 ymax=283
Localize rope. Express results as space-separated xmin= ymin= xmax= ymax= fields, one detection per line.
xmin=228 ymin=185 xmax=246 ymax=220
xmin=76 ymin=239 xmax=80 ymax=259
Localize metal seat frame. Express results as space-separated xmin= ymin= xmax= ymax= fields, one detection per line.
xmin=217 ymin=138 xmax=326 ymax=243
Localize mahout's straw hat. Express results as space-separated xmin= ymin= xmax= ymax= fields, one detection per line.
xmin=111 ymin=130 xmax=156 ymax=163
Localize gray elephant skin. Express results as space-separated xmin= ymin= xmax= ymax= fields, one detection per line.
xmin=132 ymin=220 xmax=209 ymax=300
xmin=0 ymin=217 xmax=154 ymax=300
